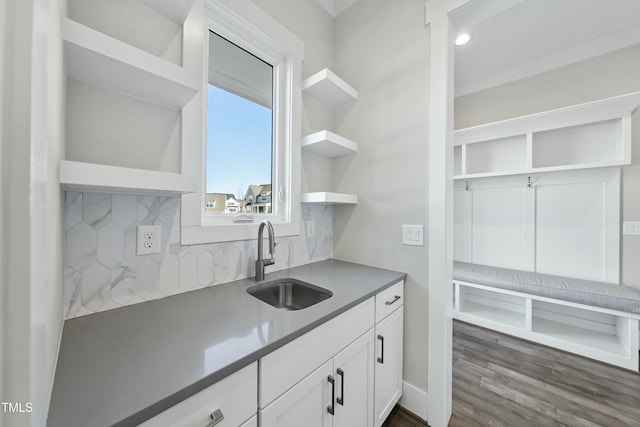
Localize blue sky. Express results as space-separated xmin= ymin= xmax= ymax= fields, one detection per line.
xmin=206 ymin=85 xmax=272 ymax=197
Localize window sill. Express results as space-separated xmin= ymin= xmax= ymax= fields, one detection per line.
xmin=181 ymin=220 xmax=300 ymax=245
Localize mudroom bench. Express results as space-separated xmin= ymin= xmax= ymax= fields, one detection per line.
xmin=452 ymin=262 xmax=640 ymax=371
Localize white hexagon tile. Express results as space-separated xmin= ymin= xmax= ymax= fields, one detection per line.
xmin=64 ymin=192 xmax=334 ymax=318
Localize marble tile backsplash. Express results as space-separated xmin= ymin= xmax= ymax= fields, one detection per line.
xmin=64 ymin=192 xmax=333 ymax=318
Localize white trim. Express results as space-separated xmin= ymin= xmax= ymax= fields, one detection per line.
xmin=399 ymin=381 xmax=428 ymax=422
xmin=425 ymin=1 xmax=472 ymax=426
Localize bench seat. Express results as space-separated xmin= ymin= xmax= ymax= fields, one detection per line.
xmin=454 ymin=262 xmax=640 ymax=315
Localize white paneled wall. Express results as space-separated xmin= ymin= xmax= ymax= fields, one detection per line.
xmin=454 ymin=168 xmax=620 ymax=282
xmin=64 ymin=192 xmax=333 ymax=318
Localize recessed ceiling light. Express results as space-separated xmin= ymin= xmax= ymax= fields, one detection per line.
xmin=455 ymin=33 xmax=471 ymax=46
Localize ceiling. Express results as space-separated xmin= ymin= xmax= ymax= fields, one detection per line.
xmin=315 ymin=0 xmax=358 ymax=17
xmin=451 ymin=0 xmax=640 ymax=96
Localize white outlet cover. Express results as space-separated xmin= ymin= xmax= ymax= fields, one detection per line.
xmin=137 ymin=224 xmax=162 ymax=255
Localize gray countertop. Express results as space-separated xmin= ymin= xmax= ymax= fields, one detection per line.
xmin=48 ymin=259 xmax=406 ymax=427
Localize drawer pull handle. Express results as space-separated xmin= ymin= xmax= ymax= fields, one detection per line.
xmin=336 ymin=368 xmax=344 ymax=406
xmin=327 ymin=375 xmax=335 ymax=415
xmin=385 ymin=295 xmax=401 ymax=306
xmin=206 ymin=409 xmax=224 ymax=427
xmin=377 ymin=335 xmax=384 ymax=364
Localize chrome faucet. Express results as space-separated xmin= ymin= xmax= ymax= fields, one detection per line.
xmin=255 ymin=220 xmax=275 ymax=281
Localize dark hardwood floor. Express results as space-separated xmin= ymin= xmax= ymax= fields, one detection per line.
xmin=450 ymin=320 xmax=640 ymax=426
xmin=383 ymin=405 xmax=429 ymax=427
xmin=384 ymin=320 xmax=640 ymax=427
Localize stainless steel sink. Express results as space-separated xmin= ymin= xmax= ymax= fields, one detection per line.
xmin=247 ymin=279 xmax=332 ymax=310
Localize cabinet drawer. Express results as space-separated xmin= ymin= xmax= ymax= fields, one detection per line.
xmin=260 ymin=297 xmax=375 ymax=407
xmin=140 ymin=362 xmax=257 ymax=427
xmin=375 ymin=280 xmax=404 ymax=323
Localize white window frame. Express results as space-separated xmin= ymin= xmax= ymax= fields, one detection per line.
xmin=181 ymin=0 xmax=304 ymax=244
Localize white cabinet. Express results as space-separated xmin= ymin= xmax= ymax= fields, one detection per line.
xmin=260 ymin=280 xmax=405 ymax=427
xmin=302 ymin=69 xmax=358 ymax=205
xmin=333 ymin=331 xmax=375 ymax=427
xmin=261 ymin=359 xmax=334 ymax=427
xmin=261 ymin=331 xmax=374 ymax=427
xmin=59 ymin=0 xmax=201 ymax=195
xmin=140 ymin=362 xmax=257 ymax=427
xmin=454 ymin=92 xmax=640 ymax=180
xmin=373 ymin=282 xmax=404 ymax=427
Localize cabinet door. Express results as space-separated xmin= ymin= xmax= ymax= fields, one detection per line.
xmin=240 ymin=415 xmax=258 ymax=427
xmin=333 ymin=329 xmax=375 ymax=427
xmin=374 ymin=306 xmax=404 ymax=427
xmin=261 ymin=359 xmax=334 ymax=427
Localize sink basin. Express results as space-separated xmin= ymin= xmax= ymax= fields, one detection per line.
xmin=247 ymin=279 xmax=332 ymax=310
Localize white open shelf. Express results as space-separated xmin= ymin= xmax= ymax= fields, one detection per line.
xmin=60 ymin=160 xmax=198 ymax=196
xmin=302 ymin=130 xmax=358 ymax=157
xmin=453 ymin=281 xmax=640 ymax=371
xmin=454 ymin=92 xmax=640 ymax=180
xmin=302 ymin=68 xmax=358 ymax=107
xmin=63 ymin=19 xmax=198 ymax=109
xmin=301 ymin=192 xmax=358 ymax=205
xmin=532 ymin=317 xmax=628 ymax=358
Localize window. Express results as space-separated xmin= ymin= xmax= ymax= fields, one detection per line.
xmin=206 ymin=31 xmax=273 ymax=213
xmin=181 ymin=0 xmax=304 ymax=244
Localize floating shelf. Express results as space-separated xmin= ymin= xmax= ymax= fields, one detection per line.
xmin=302 ymin=68 xmax=358 ymax=107
xmin=139 ymin=0 xmax=196 ymax=24
xmin=301 ymin=192 xmax=358 ymax=205
xmin=302 ymin=130 xmax=358 ymax=157
xmin=59 ymin=160 xmax=198 ymax=195
xmin=63 ymin=19 xmax=199 ymax=109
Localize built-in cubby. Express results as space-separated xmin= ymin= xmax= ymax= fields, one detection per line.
xmin=454 ymin=92 xmax=640 ymax=179
xmin=59 ymin=0 xmax=200 ymax=195
xmin=531 ymin=119 xmax=622 ymax=169
xmin=67 ymin=0 xmax=192 ymax=65
xmin=465 ymin=135 xmax=527 ymax=175
xmin=453 ymin=281 xmax=640 ymax=371
xmin=302 ymin=69 xmax=358 ymax=205
xmin=456 ymin=285 xmax=527 ymax=330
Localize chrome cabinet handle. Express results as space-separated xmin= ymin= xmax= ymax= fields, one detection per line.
xmin=377 ymin=335 xmax=384 ymax=364
xmin=327 ymin=375 xmax=335 ymax=415
xmin=336 ymin=368 xmax=344 ymax=406
xmin=206 ymin=409 xmax=224 ymax=427
xmin=385 ymin=295 xmax=401 ymax=306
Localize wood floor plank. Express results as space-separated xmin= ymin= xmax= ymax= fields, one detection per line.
xmin=450 ymin=321 xmax=640 ymax=427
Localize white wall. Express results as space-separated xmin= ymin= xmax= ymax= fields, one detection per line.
xmin=1 ymin=0 xmax=65 ymax=425
xmin=455 ymin=43 xmax=640 ymax=289
xmin=332 ymin=0 xmax=430 ymax=399
xmin=253 ymin=0 xmax=337 ymax=194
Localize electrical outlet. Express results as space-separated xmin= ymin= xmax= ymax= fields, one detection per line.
xmin=137 ymin=225 xmax=161 ymax=255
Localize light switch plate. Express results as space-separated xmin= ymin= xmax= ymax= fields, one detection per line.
xmin=623 ymin=221 xmax=640 ymax=236
xmin=402 ymin=225 xmax=424 ymax=246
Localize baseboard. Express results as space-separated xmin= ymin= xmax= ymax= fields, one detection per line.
xmin=399 ymin=381 xmax=428 ymax=422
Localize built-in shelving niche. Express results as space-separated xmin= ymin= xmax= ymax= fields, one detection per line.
xmin=453 ymin=92 xmax=640 ymax=180
xmin=454 ymin=281 xmax=640 ymax=371
xmin=60 ymin=0 xmax=199 ymax=196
